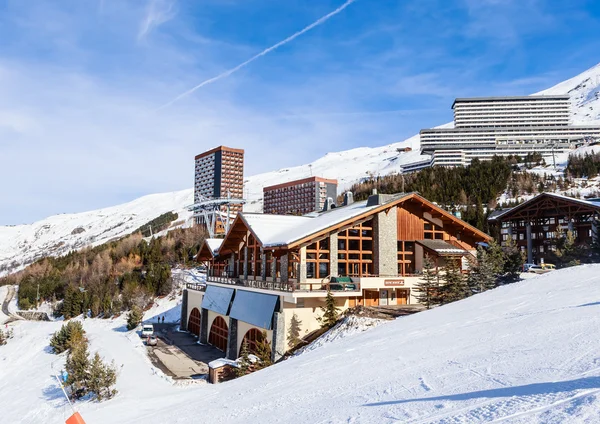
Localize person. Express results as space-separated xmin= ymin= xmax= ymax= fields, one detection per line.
xmin=161 ymin=316 xmax=165 ymax=323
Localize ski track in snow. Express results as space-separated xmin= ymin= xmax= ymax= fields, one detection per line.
xmin=3 ymin=266 xmax=600 ymax=422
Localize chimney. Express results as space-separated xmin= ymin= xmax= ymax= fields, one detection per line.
xmin=323 ymin=197 xmax=335 ymax=212
xmin=372 ymin=188 xmax=378 ymax=195
xmin=343 ymin=191 xmax=354 ymax=206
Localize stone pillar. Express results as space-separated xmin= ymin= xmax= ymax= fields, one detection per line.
xmin=592 ymin=218 xmax=599 ymax=245
xmin=299 ymin=246 xmax=307 ymax=283
xmin=271 ymin=311 xmax=286 ymax=362
xmin=329 ymin=234 xmax=338 ymax=277
xmin=373 ymin=208 xmax=398 ymax=276
xmin=526 ymin=223 xmax=533 ymax=264
xmin=271 ymin=254 xmax=277 ymax=281
xmin=229 ymin=253 xmax=235 ymax=275
xmin=243 ymin=246 xmax=248 ymax=280
xmin=280 ymin=253 xmax=289 ymax=283
xmin=568 ymin=220 xmax=574 ymax=233
xmin=179 ymin=289 xmax=189 ymax=331
xmin=200 ymin=308 xmax=209 ymax=344
xmin=226 ymin=317 xmax=239 ymax=360
xmin=261 ymin=252 xmax=267 ymax=280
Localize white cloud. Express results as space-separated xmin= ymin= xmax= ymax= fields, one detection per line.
xmin=138 ymin=0 xmax=177 ymax=40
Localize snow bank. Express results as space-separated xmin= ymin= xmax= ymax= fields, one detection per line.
xmin=5 ymin=265 xmax=600 ymax=422
xmin=294 ymin=315 xmax=388 ymax=356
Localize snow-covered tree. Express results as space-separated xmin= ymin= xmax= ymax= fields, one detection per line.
xmin=467 ymin=246 xmax=497 ymax=294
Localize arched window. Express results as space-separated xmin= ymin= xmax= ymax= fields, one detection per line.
xmin=208 ymin=316 xmax=229 ymax=352
xmin=188 ymin=308 xmax=201 ymax=337
xmin=241 ymin=328 xmax=268 ymax=355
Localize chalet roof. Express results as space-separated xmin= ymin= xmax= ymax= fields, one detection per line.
xmin=416 ymin=240 xmax=466 ymax=255
xmin=489 ymin=193 xmax=600 ymax=222
xmin=215 ymin=192 xmax=490 ymax=255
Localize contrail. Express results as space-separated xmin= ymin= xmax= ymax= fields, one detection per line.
xmin=156 ymin=0 xmax=357 ymax=110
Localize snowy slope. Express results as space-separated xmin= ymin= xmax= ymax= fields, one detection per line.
xmin=0 ymin=189 xmax=193 ymax=277
xmin=2 ymin=63 xmax=600 ymax=275
xmin=3 ymin=266 xmax=600 ymax=423
xmin=538 ymin=62 xmax=600 ymax=125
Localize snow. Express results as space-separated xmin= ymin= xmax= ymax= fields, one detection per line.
xmin=0 ymin=285 xmax=8 ymax=323
xmin=3 ymin=62 xmax=600 ymax=277
xmin=4 ymin=266 xmax=600 ymax=422
xmin=0 ymin=189 xmax=194 ymax=277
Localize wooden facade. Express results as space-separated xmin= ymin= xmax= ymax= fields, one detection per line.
xmin=489 ymin=193 xmax=600 ymax=264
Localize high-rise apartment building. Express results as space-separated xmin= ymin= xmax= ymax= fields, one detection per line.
xmin=420 ymin=95 xmax=600 ymax=166
xmin=194 ymin=146 xmax=244 ymax=212
xmin=263 ymin=177 xmax=338 ymax=215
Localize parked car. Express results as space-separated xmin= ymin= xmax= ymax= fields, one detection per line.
xmin=523 ymin=263 xmax=536 ymax=272
xmin=541 ymin=263 xmax=556 ymax=271
xmin=528 ymin=265 xmax=547 ymax=274
xmin=141 ymin=324 xmax=154 ymax=338
xmin=146 ymin=335 xmax=158 ymax=346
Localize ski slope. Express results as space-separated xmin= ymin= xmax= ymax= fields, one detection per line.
xmin=2 ymin=266 xmax=600 ymax=423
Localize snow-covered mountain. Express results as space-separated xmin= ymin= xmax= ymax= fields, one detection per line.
xmin=3 ymin=265 xmax=600 ymax=422
xmin=2 ymin=62 xmax=600 ymax=276
xmin=0 ymin=190 xmax=193 ymax=276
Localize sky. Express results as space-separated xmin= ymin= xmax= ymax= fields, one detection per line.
xmin=1 ymin=0 xmax=600 ymax=225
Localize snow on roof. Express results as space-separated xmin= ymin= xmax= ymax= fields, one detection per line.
xmin=244 ymin=194 xmax=411 ymax=248
xmin=490 ymin=192 xmax=600 ymax=221
xmin=205 ymin=238 xmax=223 ymax=255
xmin=416 ymin=240 xmax=466 ymax=255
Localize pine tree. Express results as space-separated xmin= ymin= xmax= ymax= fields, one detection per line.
xmin=414 ymin=255 xmax=439 ymax=309
xmin=65 ymin=338 xmax=90 ymax=399
xmin=438 ymin=259 xmax=469 ymax=304
xmin=88 ymin=353 xmax=118 ymax=400
xmin=502 ymin=236 xmax=524 ymax=283
xmin=235 ymin=340 xmax=252 ymax=377
xmin=287 ymin=313 xmax=303 ymax=348
xmin=254 ymin=331 xmax=273 ymax=369
xmin=127 ymin=305 xmax=143 ymax=331
xmin=467 ymin=246 xmax=497 ymax=294
xmin=318 ymin=290 xmax=340 ymax=328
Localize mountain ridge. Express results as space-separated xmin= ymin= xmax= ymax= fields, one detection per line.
xmin=2 ymin=62 xmax=600 ymax=276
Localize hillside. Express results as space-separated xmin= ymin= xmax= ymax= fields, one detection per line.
xmin=2 ymin=62 xmax=600 ymax=275
xmin=2 ymin=266 xmax=600 ymax=422
xmin=0 ymin=190 xmax=193 ymax=277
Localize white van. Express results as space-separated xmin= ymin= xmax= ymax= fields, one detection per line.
xmin=141 ymin=324 xmax=154 ymax=337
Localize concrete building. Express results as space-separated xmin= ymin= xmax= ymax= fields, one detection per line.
xmin=263 ymin=176 xmax=337 ymax=215
xmin=194 ymin=146 xmax=244 ymax=211
xmin=420 ymin=95 xmax=600 ymax=166
xmin=488 ymin=193 xmax=600 ymax=264
xmin=182 ymin=192 xmax=491 ymax=362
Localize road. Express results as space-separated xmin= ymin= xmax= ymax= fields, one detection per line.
xmin=1 ymin=286 xmax=22 ymax=324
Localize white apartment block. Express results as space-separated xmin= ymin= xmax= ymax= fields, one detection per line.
xmin=420 ymin=95 xmax=600 ymax=167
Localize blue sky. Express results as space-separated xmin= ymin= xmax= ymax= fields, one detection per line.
xmin=1 ymin=0 xmax=599 ymax=225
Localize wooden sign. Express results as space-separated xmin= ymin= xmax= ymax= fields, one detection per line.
xmin=384 ymin=279 xmax=405 ymax=286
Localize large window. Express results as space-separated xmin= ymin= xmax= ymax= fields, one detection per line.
xmin=188 ymin=307 xmax=201 ymax=337
xmin=247 ymin=235 xmax=262 ymax=278
xmin=424 ymin=222 xmax=445 ymax=240
xmin=337 ymin=220 xmax=373 ymax=277
xmin=208 ymin=316 xmax=229 ymax=352
xmin=241 ymin=328 xmax=268 ymax=355
xmin=306 ymin=238 xmax=330 ymax=279
xmin=397 ymin=241 xmax=415 ymax=275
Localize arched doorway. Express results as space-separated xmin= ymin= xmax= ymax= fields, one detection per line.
xmin=188 ymin=308 xmax=201 ymax=337
xmin=208 ymin=316 xmax=228 ymax=352
xmin=241 ymin=328 xmax=268 ymax=355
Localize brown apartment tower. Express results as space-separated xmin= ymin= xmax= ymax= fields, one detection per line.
xmin=194 ymin=146 xmax=244 ymax=213
xmin=263 ymin=176 xmax=338 ymax=215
